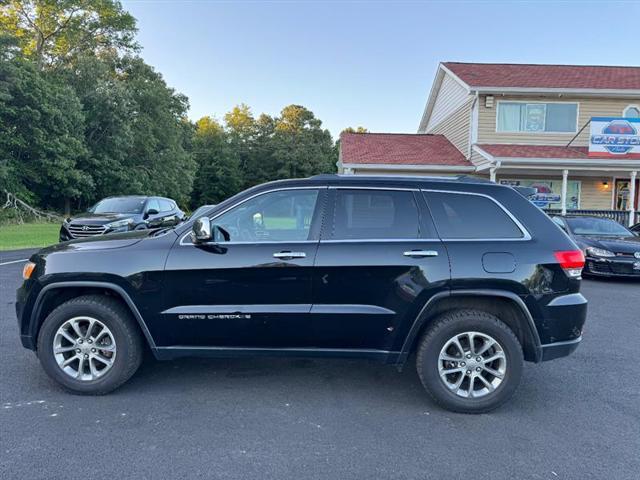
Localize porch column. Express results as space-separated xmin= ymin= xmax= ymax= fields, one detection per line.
xmin=629 ymin=171 xmax=637 ymax=227
xmin=561 ymin=169 xmax=569 ymax=216
xmin=489 ymin=167 xmax=497 ymax=183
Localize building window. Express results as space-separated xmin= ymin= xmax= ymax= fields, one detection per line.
xmin=623 ymin=105 xmax=640 ymax=118
xmin=499 ymin=179 xmax=581 ymax=209
xmin=497 ymin=102 xmax=578 ymax=133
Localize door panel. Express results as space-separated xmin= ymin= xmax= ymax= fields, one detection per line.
xmin=162 ymin=241 xmax=318 ymax=347
xmin=311 ymin=188 xmax=450 ymax=351
xmin=312 ymin=240 xmax=450 ymax=351
xmin=159 ymin=188 xmax=326 ymax=348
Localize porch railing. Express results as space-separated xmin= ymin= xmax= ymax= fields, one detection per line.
xmin=544 ymin=209 xmax=640 ymax=225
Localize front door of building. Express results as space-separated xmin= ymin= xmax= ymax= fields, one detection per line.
xmin=614 ymin=179 xmax=639 ymax=210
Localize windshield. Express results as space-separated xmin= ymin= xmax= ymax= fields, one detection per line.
xmin=90 ymin=197 xmax=146 ymax=214
xmin=566 ymin=217 xmax=632 ymax=236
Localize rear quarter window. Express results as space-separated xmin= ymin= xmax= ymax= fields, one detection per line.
xmin=424 ymin=191 xmax=524 ymax=239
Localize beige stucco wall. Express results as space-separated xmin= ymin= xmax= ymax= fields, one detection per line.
xmin=477 ymin=95 xmax=639 ymax=146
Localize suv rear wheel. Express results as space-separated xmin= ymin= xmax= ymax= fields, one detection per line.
xmin=416 ymin=309 xmax=523 ymax=413
xmin=37 ymin=295 xmax=143 ymax=395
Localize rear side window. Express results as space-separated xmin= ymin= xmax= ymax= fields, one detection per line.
xmin=424 ymin=192 xmax=524 ymax=239
xmin=329 ymin=189 xmax=420 ymax=240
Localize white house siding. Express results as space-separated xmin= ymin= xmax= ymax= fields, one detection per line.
xmin=477 ymin=95 xmax=639 ymax=146
xmin=427 ymin=98 xmax=474 ymax=156
xmin=424 ymin=73 xmax=470 ymax=131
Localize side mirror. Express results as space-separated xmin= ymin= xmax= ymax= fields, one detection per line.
xmin=144 ymin=208 xmax=159 ymax=220
xmin=191 ymin=217 xmax=212 ymax=243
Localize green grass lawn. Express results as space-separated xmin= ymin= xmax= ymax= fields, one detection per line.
xmin=0 ymin=223 xmax=60 ymax=251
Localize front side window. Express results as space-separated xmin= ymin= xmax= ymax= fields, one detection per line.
xmin=146 ymin=199 xmax=160 ymax=212
xmin=329 ymin=189 xmax=421 ymax=240
xmin=425 ymin=192 xmax=524 ymax=240
xmin=214 ymin=189 xmax=319 ymax=242
xmin=159 ymin=200 xmax=174 ymax=212
xmin=497 ymin=102 xmax=578 ymax=133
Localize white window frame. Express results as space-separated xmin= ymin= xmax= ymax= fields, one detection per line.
xmin=623 ymin=104 xmax=640 ymax=118
xmin=495 ymin=100 xmax=580 ymax=134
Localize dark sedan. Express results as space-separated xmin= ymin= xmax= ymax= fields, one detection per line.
xmin=60 ymin=196 xmax=185 ymax=242
xmin=552 ymin=215 xmax=640 ymax=278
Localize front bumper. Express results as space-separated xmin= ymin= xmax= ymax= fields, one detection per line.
xmin=16 ymin=280 xmax=38 ymax=350
xmin=585 ymin=255 xmax=640 ymax=277
xmin=541 ymin=337 xmax=582 ymax=361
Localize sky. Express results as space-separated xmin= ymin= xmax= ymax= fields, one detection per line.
xmin=122 ymin=0 xmax=640 ymax=137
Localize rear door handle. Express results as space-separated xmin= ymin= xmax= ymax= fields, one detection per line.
xmin=403 ymin=250 xmax=438 ymax=258
xmin=273 ymin=251 xmax=307 ymax=259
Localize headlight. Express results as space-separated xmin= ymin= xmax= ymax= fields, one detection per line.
xmin=586 ymin=247 xmax=615 ymax=258
xmin=105 ymin=218 xmax=134 ymax=229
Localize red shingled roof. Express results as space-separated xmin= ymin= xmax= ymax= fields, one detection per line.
xmin=443 ymin=62 xmax=640 ymax=90
xmin=340 ymin=133 xmax=472 ymax=166
xmin=476 ymin=144 xmax=640 ymax=160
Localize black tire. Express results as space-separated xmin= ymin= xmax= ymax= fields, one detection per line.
xmin=416 ymin=309 xmax=523 ymax=414
xmin=37 ymin=295 xmax=144 ymax=395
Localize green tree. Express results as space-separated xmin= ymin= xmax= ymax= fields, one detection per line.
xmin=115 ymin=56 xmax=196 ymax=206
xmin=52 ymin=55 xmax=196 ymax=208
xmin=191 ymin=116 xmax=242 ymax=206
xmin=341 ymin=126 xmax=368 ymax=134
xmin=271 ymin=105 xmax=337 ymax=178
xmin=0 ymin=0 xmax=137 ymax=69
xmin=0 ymin=57 xmax=90 ymax=212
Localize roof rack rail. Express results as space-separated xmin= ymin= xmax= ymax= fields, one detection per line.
xmin=309 ymin=173 xmax=495 ymax=185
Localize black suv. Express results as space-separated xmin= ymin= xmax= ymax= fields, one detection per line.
xmin=17 ymin=175 xmax=587 ymax=413
xmin=59 ymin=196 xmax=185 ymax=242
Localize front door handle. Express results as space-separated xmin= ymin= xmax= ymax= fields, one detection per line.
xmin=403 ymin=250 xmax=438 ymax=258
xmin=273 ymin=251 xmax=307 ymax=259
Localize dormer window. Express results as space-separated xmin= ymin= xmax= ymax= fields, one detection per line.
xmin=623 ymin=105 xmax=640 ymax=118
xmin=497 ymin=101 xmax=578 ymax=133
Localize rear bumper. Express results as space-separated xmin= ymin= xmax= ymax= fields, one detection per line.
xmin=540 ymin=336 xmax=581 ymax=361
xmin=533 ymin=292 xmax=587 ymax=361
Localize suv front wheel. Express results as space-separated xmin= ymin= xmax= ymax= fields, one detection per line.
xmin=37 ymin=295 xmax=144 ymax=395
xmin=416 ymin=309 xmax=523 ymax=413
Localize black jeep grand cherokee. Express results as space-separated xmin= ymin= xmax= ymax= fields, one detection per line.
xmin=16 ymin=175 xmax=587 ymax=413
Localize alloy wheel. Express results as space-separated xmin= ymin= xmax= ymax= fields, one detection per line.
xmin=438 ymin=331 xmax=507 ymax=398
xmin=52 ymin=316 xmax=117 ymax=381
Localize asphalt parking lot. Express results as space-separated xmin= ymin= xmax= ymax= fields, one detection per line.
xmin=1 ymin=250 xmax=639 ymax=480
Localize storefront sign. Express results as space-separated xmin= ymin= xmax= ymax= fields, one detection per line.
xmin=589 ymin=117 xmax=640 ymax=158
xmin=500 ymin=179 xmax=581 ymax=209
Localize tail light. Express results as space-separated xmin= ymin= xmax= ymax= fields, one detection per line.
xmin=554 ymin=250 xmax=585 ymax=278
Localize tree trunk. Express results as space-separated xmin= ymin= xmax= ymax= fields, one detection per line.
xmin=64 ymin=198 xmax=71 ymax=216
xmin=36 ymin=33 xmax=45 ymax=69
